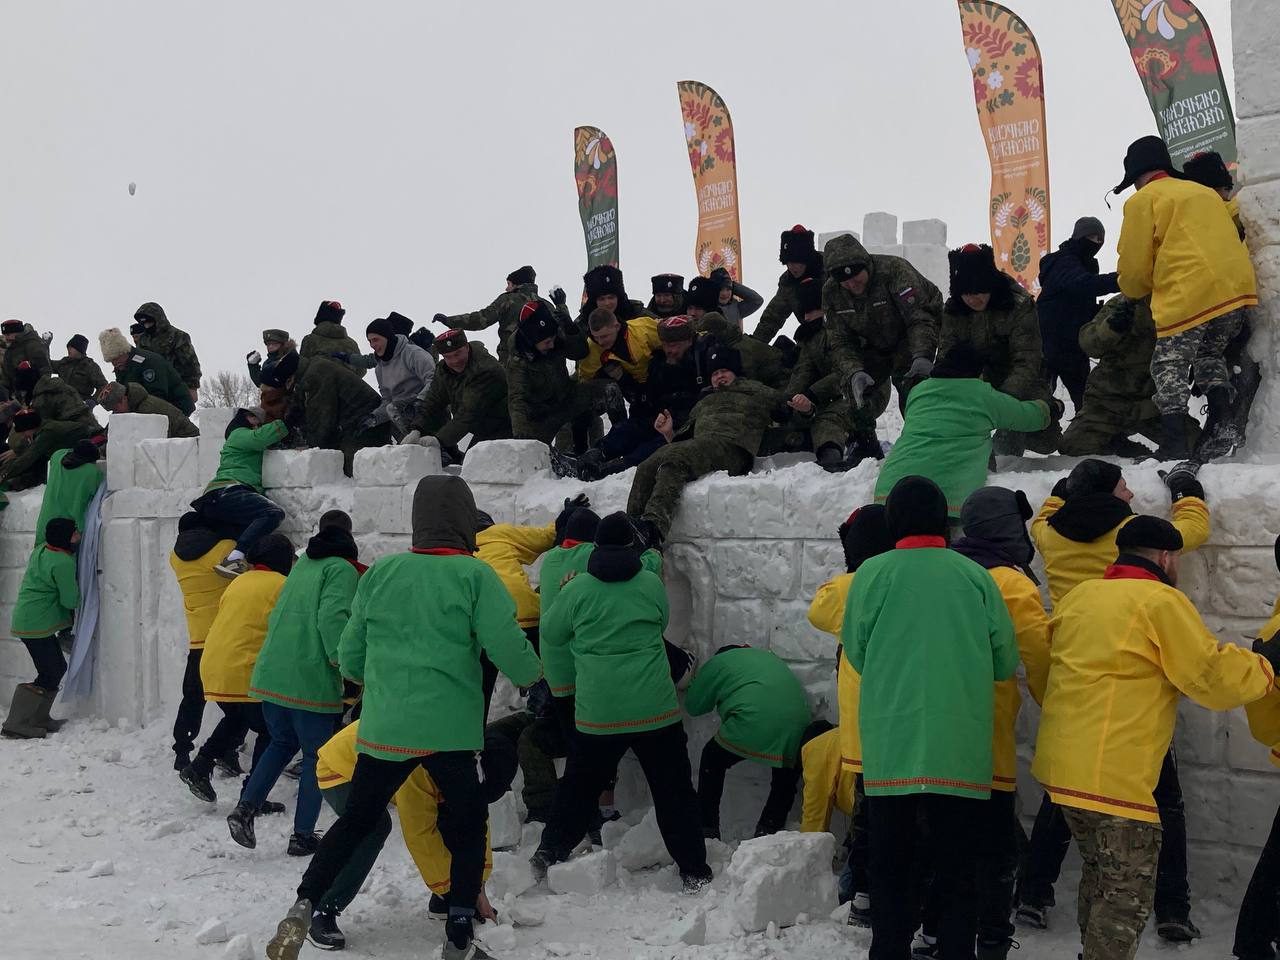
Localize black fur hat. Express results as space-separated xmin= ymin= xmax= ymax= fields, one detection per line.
xmin=584 ymin=265 xmax=625 ymax=301
xmin=948 ymin=244 xmax=1005 ymax=297
xmin=507 ymin=265 xmax=536 ymax=286
xmin=685 ymin=276 xmax=722 ymax=312
xmin=779 ymin=225 xmax=816 ymax=264
xmin=651 ymin=273 xmax=684 ymax=295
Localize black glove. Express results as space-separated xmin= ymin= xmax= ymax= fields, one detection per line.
xmin=401 ymin=398 xmax=423 ymax=422
xmin=1164 ymin=468 xmax=1205 ymax=503
xmin=1107 ymin=300 xmax=1135 ymax=334
xmin=1051 ymin=476 xmax=1071 ymax=499
xmin=554 ymin=493 xmax=591 ymax=541
xmin=330 ymin=351 xmax=350 ymax=364
xmin=1048 ymin=397 xmax=1066 ymax=422
xmin=1254 ymin=634 xmax=1280 ymax=675
xmin=432 ymin=312 xmax=449 ymax=326
xmin=549 ymin=286 xmax=567 ymax=308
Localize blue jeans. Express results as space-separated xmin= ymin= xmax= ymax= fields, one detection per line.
xmin=240 ymin=702 xmax=338 ymax=835
xmin=199 ymin=484 xmax=284 ymax=554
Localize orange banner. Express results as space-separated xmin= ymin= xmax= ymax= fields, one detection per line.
xmin=676 ymin=80 xmax=742 ymax=280
xmin=958 ymin=1 xmax=1050 ymax=294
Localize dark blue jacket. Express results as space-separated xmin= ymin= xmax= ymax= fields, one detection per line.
xmin=1036 ymin=239 xmax=1120 ymax=358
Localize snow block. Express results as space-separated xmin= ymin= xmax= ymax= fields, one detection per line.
xmin=862 ymin=212 xmax=898 ymax=247
xmin=262 ymin=449 xmax=345 ymax=488
xmin=195 ymin=918 xmax=229 ymax=945
xmin=196 ymin=407 xmax=235 ymax=484
xmin=223 ymin=935 xmax=254 ymax=960
xmin=351 ymin=484 xmax=412 ymax=536
xmin=489 ymin=792 xmax=523 ymax=851
xmin=487 ymin=852 xmax=537 ymax=900
xmin=614 ymin=808 xmax=674 ymax=871
xmin=725 ymin=831 xmax=837 ymax=932
xmin=134 ymin=437 xmax=199 ymax=490
xmin=105 ymin=413 xmax=169 ymax=491
xmin=460 ymin=439 xmax=550 ymax=485
xmin=902 ymin=218 xmax=947 ymax=245
xmin=547 ymin=850 xmax=617 ymax=896
xmin=1232 ymin=0 xmax=1280 ymax=119
xmin=352 ymin=442 xmax=442 ymax=486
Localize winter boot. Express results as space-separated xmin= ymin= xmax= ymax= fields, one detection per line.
xmin=681 ymin=866 xmax=713 ymax=893
xmin=1156 ymin=914 xmax=1201 ymax=943
xmin=227 ymin=801 xmax=257 ymax=849
xmin=1108 ymin=436 xmax=1154 ymax=459
xmin=288 ymin=831 xmax=323 ymax=857
xmin=976 ymin=937 xmax=1018 ymax=960
xmin=31 ymin=687 xmax=63 ymax=732
xmin=308 ymin=909 xmax=345 ymax=951
xmin=1150 ymin=414 xmax=1190 ymax=462
xmin=258 ymin=799 xmax=287 ymax=815
xmin=844 ymin=432 xmax=884 ymax=468
xmin=266 ymin=898 xmax=314 ymax=960
xmin=215 ymin=753 xmax=243 ymax=777
xmin=910 ymin=934 xmax=940 ymax=959
xmin=1193 ymin=385 xmax=1241 ymax=461
xmin=847 ymin=892 xmax=871 ymax=927
xmin=1014 ymin=901 xmax=1048 ymax=929
xmin=529 ymin=847 xmax=558 ymax=882
xmin=179 ymin=762 xmax=217 ymax=803
xmin=816 ymin=443 xmax=845 ymax=473
xmin=1 ymin=683 xmax=47 ymax=739
xmin=626 ymin=515 xmax=664 ymax=553
xmin=443 ymin=915 xmax=494 ymax=960
xmin=428 ymin=893 xmax=451 ymax=920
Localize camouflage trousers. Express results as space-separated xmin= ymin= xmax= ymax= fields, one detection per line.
xmin=626 ymin=437 xmax=752 ymax=538
xmin=1062 ymin=807 xmax=1162 ymax=960
xmin=1151 ymin=308 xmax=1246 ymax=415
xmin=1058 ymin=410 xmax=1200 ymax=457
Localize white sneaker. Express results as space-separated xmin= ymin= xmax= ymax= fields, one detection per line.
xmin=214 ymin=557 xmax=250 ymax=579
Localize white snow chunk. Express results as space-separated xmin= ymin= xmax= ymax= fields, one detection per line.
xmin=87 ymin=860 xmax=114 ymax=878
xmin=614 ymin=808 xmax=673 ymax=871
xmin=146 ymin=820 xmax=186 ymax=840
xmin=487 ymin=852 xmax=537 ymax=900
xmin=520 ymin=822 xmax=542 ymax=851
xmin=547 ymin=850 xmax=617 ymax=896
xmin=724 ymin=831 xmax=836 ymax=933
xmin=599 ymin=817 xmax=629 ymax=851
xmin=765 ymin=920 xmax=779 ymax=939
xmin=488 ymin=792 xmax=522 ymax=850
xmin=222 ymin=934 xmax=254 ymax=960
xmin=480 ymin=924 xmax=516 ymax=953
xmin=675 ymin=908 xmax=708 ymax=946
xmin=101 ymin=914 xmax=123 ymax=927
xmin=372 ymin=883 xmax=402 ymax=906
xmin=195 ymin=918 xmax=229 ymax=945
xmin=101 ymin=747 xmax=122 ymax=763
xmin=508 ymin=900 xmax=545 ymax=927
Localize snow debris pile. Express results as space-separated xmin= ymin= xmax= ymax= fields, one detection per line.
xmin=723 ymin=832 xmax=837 ymax=933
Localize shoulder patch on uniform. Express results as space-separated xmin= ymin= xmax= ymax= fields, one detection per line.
xmin=143 ymin=369 xmax=156 ymax=383
xmin=130 ymin=354 xmax=145 ymax=363
xmin=898 ymin=286 xmax=916 ymax=303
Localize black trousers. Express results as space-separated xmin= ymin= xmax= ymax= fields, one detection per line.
xmin=1018 ymin=748 xmax=1189 ymax=919
xmin=846 ymin=773 xmax=871 ymax=895
xmin=696 ymin=738 xmax=801 ymax=838
xmin=868 ymin=793 xmax=984 ymax=960
xmin=172 ymin=649 xmax=206 ymax=761
xmin=922 ymin=789 xmax=1018 ymax=944
xmin=22 ymin=636 xmax=67 ymax=691
xmin=1235 ymin=802 xmax=1280 ymax=960
xmin=298 ymin=750 xmax=487 ymax=915
xmin=191 ymin=701 xmax=269 ymax=780
xmin=541 ymin=722 xmax=709 ymax=879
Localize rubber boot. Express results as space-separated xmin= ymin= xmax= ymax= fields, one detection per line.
xmin=1193 ymin=385 xmax=1240 ymax=461
xmin=1 ymin=683 xmax=48 ymax=739
xmin=31 ymin=686 xmax=63 ymax=732
xmin=1152 ymin=414 xmax=1190 ymax=461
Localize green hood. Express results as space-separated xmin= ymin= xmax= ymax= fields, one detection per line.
xmin=411 ymin=474 xmax=478 ymax=552
xmin=696 ymin=311 xmax=741 ymax=346
xmin=823 ymin=234 xmax=874 ymax=278
xmin=312 ymin=320 xmax=351 ymax=339
xmin=135 ymin=301 xmax=171 ymax=332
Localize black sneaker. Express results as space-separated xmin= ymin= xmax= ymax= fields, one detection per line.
xmin=258 ymin=799 xmax=287 ymax=815
xmin=976 ymin=937 xmax=1018 ymax=960
xmin=288 ymin=832 xmax=323 ymax=857
xmin=215 ymin=754 xmax=243 ymax=778
xmin=428 ymin=893 xmax=450 ymax=920
xmin=1156 ymin=915 xmax=1201 ymax=942
xmin=179 ymin=764 xmax=217 ymax=803
xmin=227 ymin=801 xmax=257 ymax=849
xmin=847 ymin=892 xmax=871 ymax=927
xmin=1014 ymin=902 xmax=1048 ymax=929
xmin=308 ymin=910 xmax=345 ymax=951
xmin=681 ymin=868 xmax=713 ymax=893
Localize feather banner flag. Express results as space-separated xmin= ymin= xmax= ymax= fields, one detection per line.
xmin=573 ymin=126 xmax=619 ymax=269
xmin=676 ymin=81 xmax=742 ymax=280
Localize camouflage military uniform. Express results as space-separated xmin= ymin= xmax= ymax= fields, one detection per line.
xmin=446 ymin=281 xmax=540 ymax=363
xmin=115 ymin=347 xmax=194 ymax=415
xmin=783 ymin=317 xmax=859 ymax=451
xmin=821 ymin=235 xmax=942 ymax=417
xmin=410 ymin=341 xmax=512 ymax=452
xmin=696 ymin=312 xmax=788 ymax=388
xmin=288 ymin=356 xmax=388 ymax=475
xmin=938 ymin=283 xmax=1058 ymax=454
xmin=300 ymin=322 xmax=364 ymax=374
xmin=1062 ymin=806 xmax=1162 ymax=960
xmin=1151 ymin=307 xmax=1247 ymax=415
xmin=52 ymin=356 xmax=108 ymax=401
xmin=134 ymin=303 xmax=202 ymax=391
xmin=119 ymin=383 xmax=199 ymax=438
xmin=507 ymin=307 xmax=594 ymax=447
xmin=0 ymin=420 xmax=96 ymax=491
xmin=1 ymin=326 xmax=51 ymax=392
xmin=752 ymin=257 xmax=824 ymax=344
xmin=626 ymin=378 xmax=800 ymax=538
xmin=1060 ymin=298 xmax=1198 ymax=457
xmin=24 ymin=373 xmax=99 ymax=433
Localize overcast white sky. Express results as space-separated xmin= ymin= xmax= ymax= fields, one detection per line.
xmin=0 ymin=0 xmax=1234 ymax=379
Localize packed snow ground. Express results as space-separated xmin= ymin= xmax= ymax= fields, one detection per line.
xmin=0 ymin=716 xmax=1244 ymax=960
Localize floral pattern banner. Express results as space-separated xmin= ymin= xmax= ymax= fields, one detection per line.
xmin=1110 ymin=0 xmax=1236 ymax=168
xmin=959 ymin=1 xmax=1051 ymax=294
xmin=574 ymin=126 xmax=620 ymax=269
xmin=676 ymin=81 xmax=742 ymax=280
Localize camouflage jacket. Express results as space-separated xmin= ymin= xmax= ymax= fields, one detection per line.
xmin=122 ymin=383 xmax=199 ymax=438
xmin=821 ymin=235 xmax=941 ymax=382
xmin=683 ymin=378 xmax=802 ymax=456
xmin=752 ymin=255 xmax=825 ymax=344
xmin=447 ymin=281 xmax=540 ymax=362
xmin=1077 ymin=297 xmax=1156 ymax=414
xmin=134 ymin=303 xmax=202 ymax=389
xmin=938 ymin=283 xmax=1046 ymax=401
xmin=696 ymin=312 xmax=789 ymax=389
xmin=413 ymin=342 xmax=511 ymax=448
xmin=507 ymin=316 xmax=591 ymax=440
xmin=26 ymin=374 xmax=98 ymax=431
xmin=0 ymin=419 xmax=95 ymax=491
xmin=785 ymin=318 xmax=844 ymax=404
xmin=295 ymin=356 xmax=382 ymax=450
xmin=52 ymin=356 xmax=108 ymax=401
xmin=2 ymin=327 xmax=51 ymax=392
xmin=115 ymin=347 xmax=194 ymax=415
xmin=300 ymin=322 xmax=364 ymax=374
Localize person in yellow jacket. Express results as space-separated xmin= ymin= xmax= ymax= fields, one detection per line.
xmin=305 ymin=719 xmax=506 ymax=950
xmin=1234 ymin=536 xmax=1280 ymax=960
xmin=1032 ymin=457 xmax=1209 ymax=609
xmin=798 ymin=721 xmax=855 ymax=834
xmin=1032 ymin=516 xmax=1274 ymax=960
xmin=577 ymin=308 xmax=661 ymax=425
xmin=806 ymin=503 xmax=894 ymax=927
xmin=1114 ymin=135 xmax=1258 ymax=459
xmin=178 ymin=534 xmax=293 ymax=807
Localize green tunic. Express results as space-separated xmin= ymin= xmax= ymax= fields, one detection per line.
xmin=34 ymin=449 xmax=103 ymax=548
xmin=207 ymin=420 xmax=287 ymax=493
xmin=11 ymin=545 xmax=79 ymax=639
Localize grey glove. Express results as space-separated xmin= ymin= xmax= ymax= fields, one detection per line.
xmin=246 ymin=350 xmax=262 ymax=365
xmin=848 ymin=371 xmax=876 ymax=408
xmin=907 ymin=356 xmax=934 ymax=381
xmin=356 ymin=413 xmax=381 ymax=432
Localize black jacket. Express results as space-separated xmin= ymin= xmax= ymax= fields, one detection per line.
xmin=1036 ymin=239 xmax=1120 ymax=357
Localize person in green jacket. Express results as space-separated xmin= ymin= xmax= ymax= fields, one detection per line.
xmin=873 ymin=342 xmax=1053 ymax=520
xmin=226 ymin=524 xmax=362 ymax=852
xmin=530 ymin=512 xmax=712 ymax=892
xmin=2 ymin=517 xmax=80 ymax=739
xmin=189 ymin=408 xmax=288 ymax=578
xmin=686 ymin=644 xmax=811 ymax=839
xmin=267 ymin=474 xmax=540 ymax=960
xmin=844 ymin=475 xmax=1018 ymax=960
xmin=34 ymin=441 xmax=102 ymax=548
xmin=98 ymin=327 xmax=195 ymax=415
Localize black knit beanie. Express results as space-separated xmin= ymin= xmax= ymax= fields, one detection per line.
xmin=67 ymin=334 xmax=90 ymax=354
xmin=563 ymin=508 xmax=601 ymax=543
xmin=1115 ymin=515 xmax=1183 ymax=552
xmin=366 ymin=317 xmax=395 ymax=342
xmin=246 ymin=533 xmax=295 ymax=575
xmin=45 ymin=517 xmax=77 ymax=550
xmin=507 ymin=265 xmax=536 ymax=286
xmin=1064 ymin=458 xmax=1123 ymax=499
xmin=885 ymin=476 xmax=949 ymax=541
